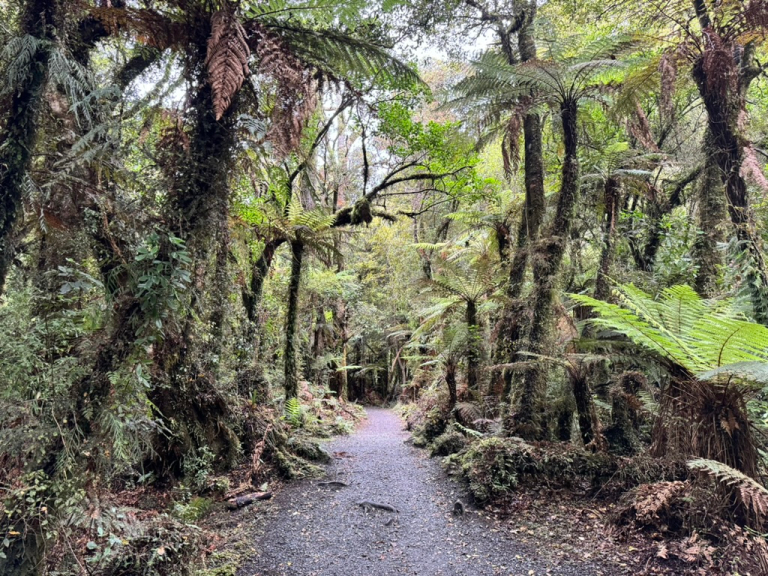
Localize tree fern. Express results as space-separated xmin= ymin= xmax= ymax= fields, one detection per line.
xmin=268 ymin=23 xmax=421 ymax=88
xmin=571 ymin=284 xmax=768 ymax=380
xmin=688 ymin=458 xmax=768 ymax=526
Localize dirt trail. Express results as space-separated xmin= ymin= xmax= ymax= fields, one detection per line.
xmin=240 ymin=408 xmax=612 ymax=576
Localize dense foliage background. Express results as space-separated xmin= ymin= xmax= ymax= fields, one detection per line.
xmin=3 ymin=0 xmax=768 ymax=573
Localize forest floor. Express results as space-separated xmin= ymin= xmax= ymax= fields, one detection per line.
xmin=219 ymin=408 xmax=634 ymax=576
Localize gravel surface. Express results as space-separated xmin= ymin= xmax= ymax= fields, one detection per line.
xmin=239 ymin=408 xmax=615 ymax=576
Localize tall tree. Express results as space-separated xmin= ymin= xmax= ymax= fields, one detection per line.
xmin=0 ymin=0 xmax=58 ymax=295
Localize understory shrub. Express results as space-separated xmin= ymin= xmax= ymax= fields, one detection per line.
xmin=456 ymin=436 xmax=688 ymax=503
xmin=430 ymin=426 xmax=468 ymax=457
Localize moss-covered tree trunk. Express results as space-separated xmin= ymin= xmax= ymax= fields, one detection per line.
xmin=465 ymin=298 xmax=480 ymax=392
xmin=334 ymin=298 xmax=350 ymax=401
xmin=594 ymin=177 xmax=621 ymax=302
xmin=494 ymin=12 xmax=546 ymax=397
xmin=571 ymin=365 xmax=604 ymax=449
xmin=508 ymin=99 xmax=580 ymax=440
xmin=691 ymin=25 xmax=768 ymax=322
xmin=446 ymin=359 xmax=458 ymax=412
xmin=0 ymin=0 xmax=57 ymax=296
xmin=148 ymin=36 xmax=241 ymax=472
xmin=284 ymin=239 xmax=305 ymax=399
xmin=693 ymin=132 xmax=727 ymax=297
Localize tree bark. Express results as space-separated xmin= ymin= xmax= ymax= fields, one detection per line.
xmin=284 ymin=239 xmax=305 ymax=399
xmin=148 ymin=51 xmax=241 ymax=472
xmin=571 ymin=366 xmax=604 ymax=449
xmin=244 ymin=238 xmax=284 ymax=323
xmin=638 ymin=167 xmax=700 ymax=271
xmin=493 ymin=9 xmax=546 ymax=397
xmin=465 ymin=299 xmax=479 ymax=391
xmin=0 ymin=0 xmax=57 ymax=295
xmin=690 ymin=19 xmax=768 ymax=322
xmin=693 ymin=131 xmax=727 ymax=297
xmin=594 ymin=177 xmax=621 ymax=302
xmin=446 ymin=361 xmax=458 ymax=412
xmin=508 ymin=99 xmax=580 ymax=440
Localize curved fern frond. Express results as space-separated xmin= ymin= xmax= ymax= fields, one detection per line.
xmin=572 ymin=284 xmax=768 ymax=380
xmin=264 ymin=23 xmax=422 ymax=88
xmin=688 ymin=458 xmax=768 ymax=525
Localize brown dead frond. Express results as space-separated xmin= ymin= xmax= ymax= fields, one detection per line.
xmin=90 ymin=6 xmax=187 ymax=50
xmin=612 ymin=480 xmax=689 ymax=533
xmin=205 ymin=10 xmax=251 ymax=121
xmin=251 ymin=24 xmax=319 ymax=155
xmin=651 ymin=379 xmax=758 ymax=479
xmin=659 ymin=51 xmax=678 ymax=120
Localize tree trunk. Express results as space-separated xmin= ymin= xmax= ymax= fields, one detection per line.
xmin=638 ymin=167 xmax=700 ymax=271
xmin=466 ymin=299 xmax=479 ymax=391
xmin=693 ymin=131 xmax=727 ymax=297
xmin=0 ymin=0 xmax=57 ymax=295
xmin=285 ymin=239 xmax=305 ymax=399
xmin=571 ymin=367 xmax=605 ymax=449
xmin=594 ymin=177 xmax=621 ymax=302
xmin=446 ymin=361 xmax=458 ymax=412
xmin=244 ymin=238 xmax=284 ymax=323
xmin=148 ymin=57 xmax=241 ymax=472
xmin=493 ymin=12 xmax=546 ymax=397
xmin=208 ymin=218 xmax=231 ymax=361
xmin=692 ymin=35 xmax=768 ymax=323
xmin=508 ymin=99 xmax=580 ymax=440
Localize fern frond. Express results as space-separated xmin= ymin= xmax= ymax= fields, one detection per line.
xmin=265 ymin=22 xmax=421 ymax=88
xmin=688 ymin=458 xmax=768 ymax=525
xmin=284 ymin=396 xmax=303 ymax=427
xmin=455 ymin=402 xmax=482 ymax=424
xmin=0 ymin=35 xmax=46 ymax=95
xmin=572 ymin=284 xmax=768 ymax=380
xmin=206 ymin=10 xmax=250 ymax=121
xmin=89 ymin=7 xmax=186 ymax=51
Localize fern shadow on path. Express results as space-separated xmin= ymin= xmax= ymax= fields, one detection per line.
xmin=239 ymin=408 xmax=612 ymax=576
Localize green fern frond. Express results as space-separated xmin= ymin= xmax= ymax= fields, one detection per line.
xmin=284 ymin=396 xmax=303 ymax=427
xmin=572 ymin=284 xmax=768 ymax=380
xmin=265 ymin=23 xmax=421 ymax=88
xmin=698 ymin=362 xmax=768 ymax=386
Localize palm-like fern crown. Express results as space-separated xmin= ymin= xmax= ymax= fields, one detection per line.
xmin=454 ymin=34 xmax=635 ymax=112
xmin=572 ymin=284 xmax=768 ymax=382
xmin=451 ymin=33 xmax=636 ymax=175
xmin=419 ymin=232 xmax=500 ymax=302
xmin=87 ymin=0 xmax=420 ymax=152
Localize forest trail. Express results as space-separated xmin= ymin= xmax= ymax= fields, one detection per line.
xmin=239 ymin=408 xmax=611 ymax=576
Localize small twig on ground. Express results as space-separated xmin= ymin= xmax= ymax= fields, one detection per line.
xmin=317 ymin=481 xmax=349 ymax=488
xmin=357 ymin=501 xmax=398 ymax=513
xmin=227 ymin=491 xmax=273 ymax=510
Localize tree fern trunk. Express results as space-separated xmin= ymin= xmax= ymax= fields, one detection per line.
xmin=466 ymin=299 xmax=479 ymax=392
xmin=571 ymin=368 xmax=604 ymax=449
xmin=693 ymin=132 xmax=727 ymax=297
xmin=494 ymin=10 xmax=546 ymax=397
xmin=285 ymin=239 xmax=305 ymax=399
xmin=245 ymin=238 xmax=284 ymax=323
xmin=692 ymin=38 xmax=768 ymax=323
xmin=148 ymin=56 xmax=241 ymax=473
xmin=639 ymin=167 xmax=699 ymax=271
xmin=446 ymin=361 xmax=458 ymax=412
xmin=508 ymin=99 xmax=580 ymax=441
xmin=0 ymin=0 xmax=57 ymax=295
xmin=594 ymin=176 xmax=621 ymax=302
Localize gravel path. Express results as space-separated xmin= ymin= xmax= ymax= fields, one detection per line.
xmin=239 ymin=408 xmax=613 ymax=576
